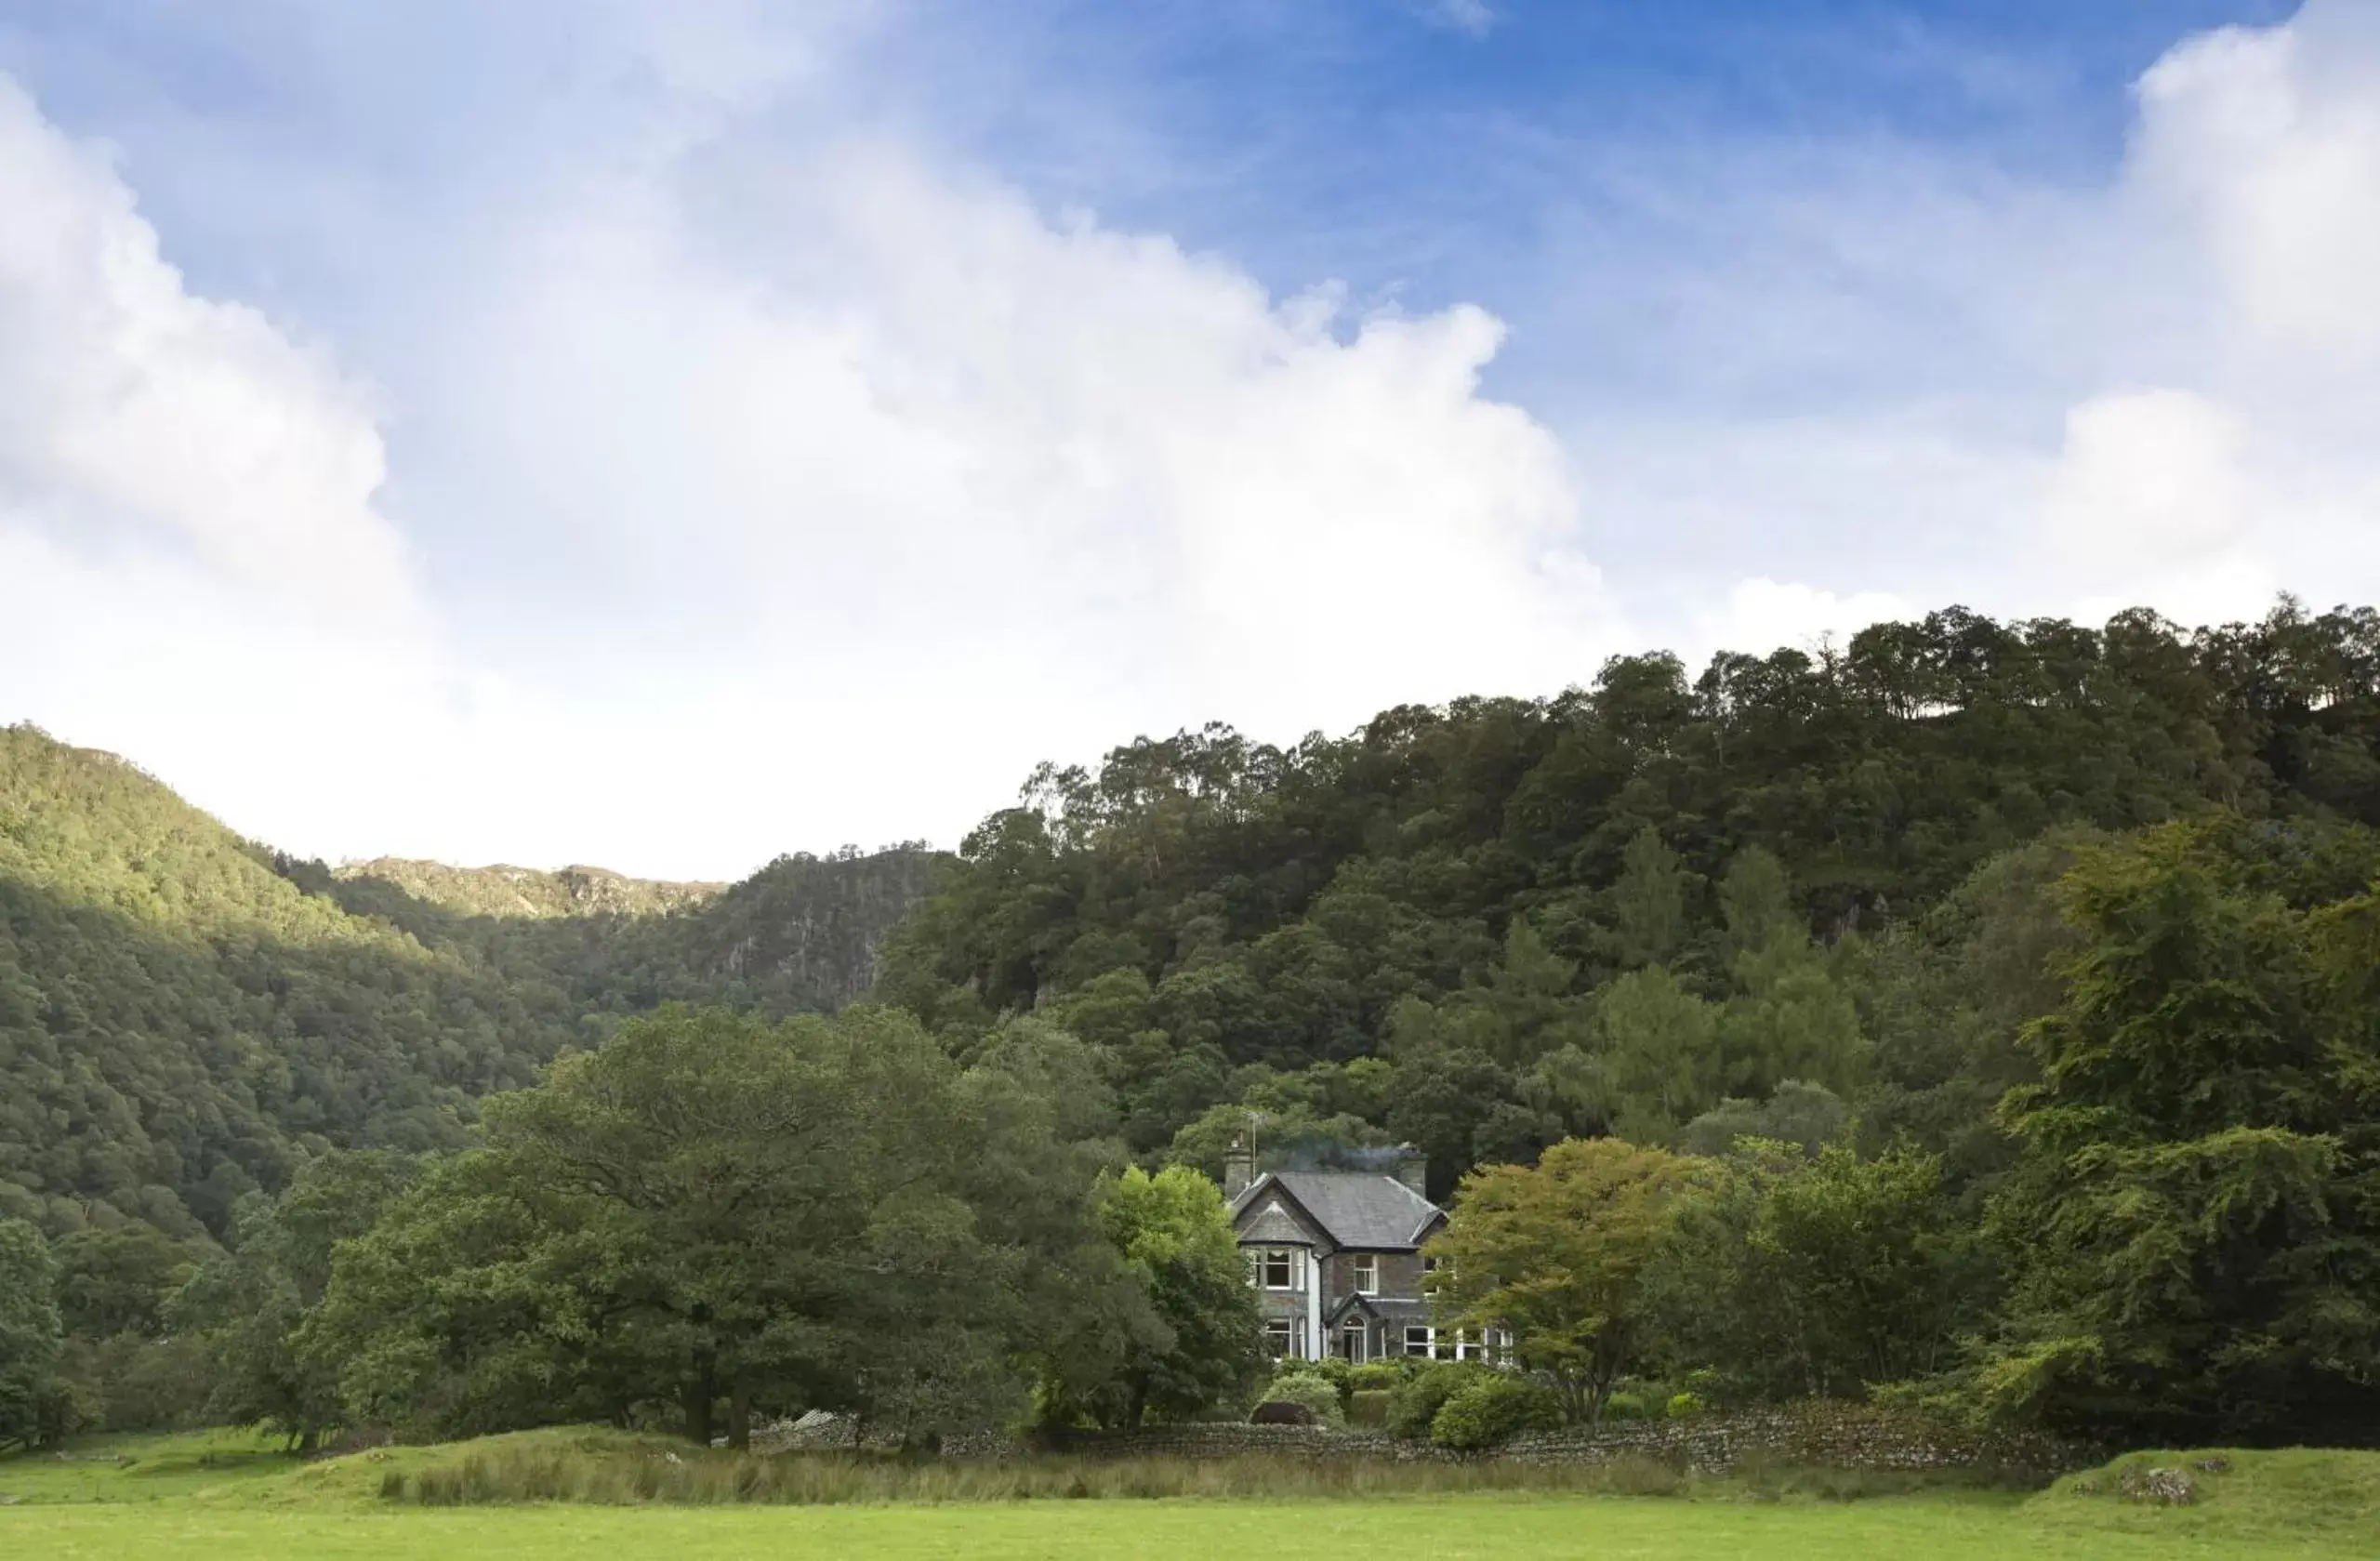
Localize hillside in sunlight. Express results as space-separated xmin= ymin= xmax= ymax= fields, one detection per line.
xmin=0 ymin=725 xmax=938 ymax=1242
xmin=333 ymin=859 xmax=725 ymax=920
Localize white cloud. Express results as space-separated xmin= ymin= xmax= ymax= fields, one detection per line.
xmin=1 ymin=61 xmax=1609 ymax=875
xmin=0 ymin=74 xmax=483 ymax=870
xmin=2131 ymin=8 xmax=2380 ymax=366
xmin=1574 ymin=0 xmax=2380 ymax=651
xmin=11 ymin=1 xmax=2380 ymax=877
xmin=416 ymin=133 xmax=1610 ymax=740
xmin=2039 ymin=390 xmax=2252 ymax=576
xmin=2016 ymin=0 xmax=2380 ymax=627
xmin=0 ymin=77 xmax=415 ymax=620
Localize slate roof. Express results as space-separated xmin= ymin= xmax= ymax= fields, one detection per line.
xmin=1329 ymin=1293 xmax=1430 ymax=1326
xmin=1233 ymin=1171 xmax=1444 ymax=1250
xmin=1236 ymin=1200 xmax=1315 ymax=1247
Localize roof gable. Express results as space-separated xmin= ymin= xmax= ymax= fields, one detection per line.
xmin=1232 ymin=1170 xmax=1444 ymax=1251
xmin=1236 ymin=1198 xmax=1317 ymax=1247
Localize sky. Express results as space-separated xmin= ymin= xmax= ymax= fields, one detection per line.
xmin=2 ymin=0 xmax=2374 ymax=880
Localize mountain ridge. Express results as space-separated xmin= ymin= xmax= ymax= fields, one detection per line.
xmin=332 ymin=857 xmax=727 ymax=920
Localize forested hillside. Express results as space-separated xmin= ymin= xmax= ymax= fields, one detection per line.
xmin=6 ymin=598 xmax=2378 ymax=1451
xmin=10 ymin=600 xmax=2376 ymax=1247
xmin=877 ymin=601 xmax=2380 ymax=1195
xmin=0 ymin=727 xmax=938 ymax=1241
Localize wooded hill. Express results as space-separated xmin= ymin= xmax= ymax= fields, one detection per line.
xmin=873 ymin=600 xmax=2380 ymax=1196
xmin=0 ymin=726 xmax=938 ymax=1241
xmin=7 ymin=598 xmax=2377 ymax=1235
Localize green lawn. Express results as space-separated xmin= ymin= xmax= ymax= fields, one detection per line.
xmin=6 ymin=1430 xmax=2372 ymax=1560
xmin=3 ymin=1494 xmax=2358 ymax=1560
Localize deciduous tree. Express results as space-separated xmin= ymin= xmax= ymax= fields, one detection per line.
xmin=1427 ymin=1138 xmax=1696 ymax=1424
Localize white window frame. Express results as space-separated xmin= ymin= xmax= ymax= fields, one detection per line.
xmin=1260 ymin=1248 xmax=1296 ymax=1290
xmin=1263 ymin=1318 xmax=1296 ymax=1356
xmin=1404 ymin=1325 xmax=1433 ymax=1358
xmin=1352 ymin=1252 xmax=1379 ymax=1296
xmin=1341 ymin=1319 xmax=1368 ymax=1362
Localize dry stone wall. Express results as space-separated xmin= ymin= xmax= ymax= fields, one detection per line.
xmin=767 ymin=1401 xmax=2092 ymax=1478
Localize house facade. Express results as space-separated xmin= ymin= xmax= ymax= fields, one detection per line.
xmin=1224 ymin=1139 xmax=1502 ymax=1364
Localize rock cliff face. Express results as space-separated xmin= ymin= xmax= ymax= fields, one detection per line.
xmin=688 ymin=848 xmax=945 ymax=1010
xmin=331 ymin=845 xmax=945 ymax=1018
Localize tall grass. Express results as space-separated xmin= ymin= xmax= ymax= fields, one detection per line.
xmin=378 ymin=1433 xmax=1994 ymax=1508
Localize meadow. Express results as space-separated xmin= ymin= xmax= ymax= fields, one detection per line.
xmin=5 ymin=1428 xmax=2373 ymax=1560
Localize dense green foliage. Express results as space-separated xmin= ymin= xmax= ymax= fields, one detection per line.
xmin=1427 ymin=1138 xmax=1697 ymax=1423
xmin=1038 ymin=1165 xmax=1266 ymax=1428
xmin=0 ymin=729 xmax=573 ymax=1240
xmin=7 ymin=598 xmax=2380 ymax=1453
xmin=0 ymin=1216 xmax=60 ymax=1450
xmin=879 ymin=602 xmax=2380 ymax=1195
xmin=301 ymin=1006 xmax=1197 ymax=1447
xmin=1973 ymin=820 xmax=2380 ymax=1444
xmin=0 ymin=725 xmax=938 ymax=1250
xmin=1645 ymin=1143 xmax=1985 ymax=1402
xmin=1428 ymin=1371 xmax=1565 ymax=1449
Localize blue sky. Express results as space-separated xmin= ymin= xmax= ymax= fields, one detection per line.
xmin=1 ymin=1 xmax=2373 ymax=876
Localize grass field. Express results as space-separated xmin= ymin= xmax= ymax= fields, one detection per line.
xmin=5 ymin=1428 xmax=2373 ymax=1559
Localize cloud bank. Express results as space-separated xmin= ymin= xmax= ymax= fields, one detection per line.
xmin=0 ymin=38 xmax=1602 ymax=875
xmin=4 ymin=1 xmax=2379 ymax=876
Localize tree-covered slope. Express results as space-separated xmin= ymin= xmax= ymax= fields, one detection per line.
xmin=0 ymin=726 xmax=582 ymax=1238
xmin=10 ymin=598 xmax=2377 ymax=1237
xmin=877 ymin=602 xmax=2380 ymax=1191
xmin=0 ymin=727 xmax=939 ymax=1241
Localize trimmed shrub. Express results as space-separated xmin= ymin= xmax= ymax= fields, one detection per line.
xmin=1250 ymin=1400 xmax=1316 ymax=1426
xmin=1346 ymin=1363 xmax=1405 ymax=1394
xmin=1384 ymin=1362 xmax=1487 ymax=1440
xmin=1347 ymin=1389 xmax=1393 ymax=1428
xmin=1254 ymin=1373 xmax=1342 ymax=1427
xmin=1430 ymin=1376 xmax=1563 ymax=1452
xmin=1275 ymin=1356 xmax=1355 ymax=1411
xmin=1666 ymin=1392 xmax=1706 ymax=1419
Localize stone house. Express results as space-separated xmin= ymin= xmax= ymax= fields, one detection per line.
xmin=1224 ymin=1138 xmax=1504 ymax=1365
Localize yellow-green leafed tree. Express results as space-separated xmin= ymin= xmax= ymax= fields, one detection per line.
xmin=1427 ymin=1138 xmax=1698 ymax=1426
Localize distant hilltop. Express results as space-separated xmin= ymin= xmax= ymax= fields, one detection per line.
xmin=334 ymin=857 xmax=727 ymax=919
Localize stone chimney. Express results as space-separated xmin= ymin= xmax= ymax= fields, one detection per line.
xmin=1393 ymin=1144 xmax=1428 ymax=1198
xmin=1223 ymin=1127 xmax=1257 ymax=1200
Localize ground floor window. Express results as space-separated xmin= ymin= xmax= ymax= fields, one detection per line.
xmin=1404 ymin=1325 xmax=1432 ymax=1357
xmin=1264 ymin=1319 xmax=1296 ymax=1356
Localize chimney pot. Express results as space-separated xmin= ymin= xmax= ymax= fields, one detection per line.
xmin=1223 ymin=1127 xmax=1257 ymax=1200
xmin=1393 ymin=1144 xmax=1428 ymax=1198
